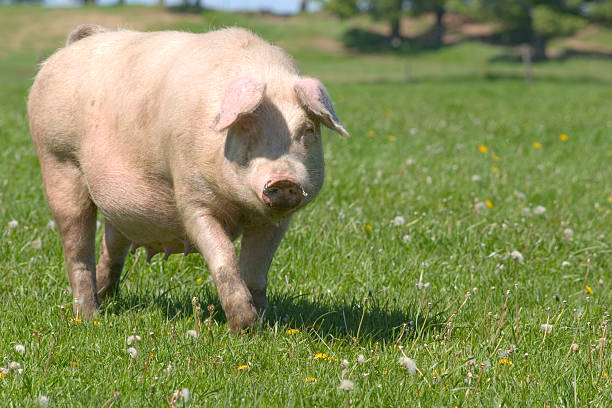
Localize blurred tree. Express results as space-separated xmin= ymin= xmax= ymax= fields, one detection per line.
xmin=325 ymin=0 xmax=405 ymax=40
xmin=586 ymin=0 xmax=612 ymax=23
xmin=476 ymin=0 xmax=588 ymax=60
xmin=411 ymin=0 xmax=448 ymax=48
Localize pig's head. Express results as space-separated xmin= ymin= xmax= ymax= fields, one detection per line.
xmin=212 ymin=76 xmax=348 ymax=220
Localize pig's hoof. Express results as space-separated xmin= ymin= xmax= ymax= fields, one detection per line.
xmin=249 ymin=288 xmax=267 ymax=314
xmin=227 ymin=302 xmax=259 ymax=333
xmin=72 ymin=297 xmax=100 ymax=319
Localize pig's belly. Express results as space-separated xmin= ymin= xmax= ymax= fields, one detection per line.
xmin=84 ymin=170 xmax=189 ymax=253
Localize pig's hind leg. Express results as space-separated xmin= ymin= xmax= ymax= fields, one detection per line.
xmin=96 ymin=221 xmax=131 ymax=300
xmin=39 ymin=157 xmax=99 ymax=318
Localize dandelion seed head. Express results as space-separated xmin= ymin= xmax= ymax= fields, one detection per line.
xmin=339 ymin=379 xmax=354 ymax=391
xmin=511 ymin=250 xmax=524 ymax=263
xmin=533 ymin=205 xmax=546 ymax=215
xmin=471 ymin=174 xmax=481 ymax=182
xmin=9 ymin=361 xmax=21 ymax=371
xmin=392 ymin=216 xmax=405 ymax=226
xmin=31 ymin=238 xmax=42 ymax=249
xmin=15 ymin=344 xmax=25 ymax=354
xmin=398 ymin=356 xmax=417 ymax=374
xmin=357 ymin=354 xmax=366 ymax=364
xmin=540 ymin=323 xmax=553 ymax=334
xmin=561 ymin=261 xmax=570 ymax=267
xmin=127 ymin=335 xmax=142 ymax=345
xmin=46 ymin=220 xmax=56 ymax=229
xmin=341 ymin=359 xmax=350 ymax=368
xmin=36 ymin=395 xmax=49 ymax=408
xmin=7 ymin=220 xmax=18 ymax=229
xmin=126 ymin=347 xmax=138 ymax=358
xmin=186 ymin=329 xmax=198 ymax=339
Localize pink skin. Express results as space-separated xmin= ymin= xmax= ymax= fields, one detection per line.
xmin=28 ymin=26 xmax=349 ymax=333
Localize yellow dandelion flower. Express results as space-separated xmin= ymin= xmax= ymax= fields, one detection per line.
xmin=71 ymin=318 xmax=81 ymax=323
xmin=607 ymin=196 xmax=612 ymax=203
xmin=384 ymin=108 xmax=392 ymax=118
xmin=388 ymin=135 xmax=396 ymax=142
xmin=478 ymin=145 xmax=488 ymax=153
xmin=493 ymin=155 xmax=500 ymax=162
xmin=313 ymin=353 xmax=328 ymax=360
xmin=286 ymin=329 xmax=300 ymax=335
xmin=363 ymin=224 xmax=372 ymax=232
xmin=585 ymin=285 xmax=593 ymax=294
xmin=367 ymin=130 xmax=374 ymax=137
xmin=498 ymin=358 xmax=513 ymax=366
xmin=560 ymin=134 xmax=568 ymax=141
xmin=607 ymin=150 xmax=612 ymax=157
xmin=533 ymin=142 xmax=542 ymax=149
xmin=485 ymin=200 xmax=494 ymax=208
xmin=0 ymin=372 xmax=4 ymax=378
xmin=491 ymin=167 xmax=499 ymax=173
xmin=93 ymin=320 xmax=101 ymax=325
xmin=304 ymin=377 xmax=316 ymax=383
xmin=72 ymin=361 xmax=78 ymax=367
xmin=196 ymin=278 xmax=202 ymax=283
xmin=237 ymin=365 xmax=249 ymax=370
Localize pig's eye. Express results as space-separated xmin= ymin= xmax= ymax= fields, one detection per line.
xmin=302 ymin=125 xmax=316 ymax=144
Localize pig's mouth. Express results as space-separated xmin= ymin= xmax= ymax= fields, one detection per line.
xmin=261 ymin=178 xmax=308 ymax=211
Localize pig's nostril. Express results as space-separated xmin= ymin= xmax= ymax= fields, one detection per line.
xmin=262 ymin=179 xmax=304 ymax=209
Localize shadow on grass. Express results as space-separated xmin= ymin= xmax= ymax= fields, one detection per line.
xmin=103 ymin=288 xmax=444 ymax=343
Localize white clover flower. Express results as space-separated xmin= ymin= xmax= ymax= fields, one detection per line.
xmin=31 ymin=238 xmax=42 ymax=249
xmin=7 ymin=220 xmax=18 ymax=229
xmin=540 ymin=324 xmax=553 ymax=334
xmin=127 ymin=334 xmax=142 ymax=345
xmin=15 ymin=344 xmax=25 ymax=354
xmin=46 ymin=220 xmax=56 ymax=229
xmin=561 ymin=261 xmax=570 ymax=268
xmin=392 ymin=216 xmax=405 ymax=226
xmin=36 ymin=395 xmax=49 ymax=408
xmin=126 ymin=347 xmax=138 ymax=358
xmin=9 ymin=361 xmax=21 ymax=371
xmin=0 ymin=367 xmax=9 ymax=375
xmin=339 ymin=379 xmax=354 ymax=391
xmin=533 ymin=205 xmax=546 ymax=215
xmin=511 ymin=250 xmax=524 ymax=263
xmin=357 ymin=354 xmax=366 ymax=364
xmin=402 ymin=234 xmax=411 ymax=243
xmin=471 ymin=174 xmax=481 ymax=182
xmin=563 ymin=228 xmax=574 ymax=239
xmin=398 ymin=356 xmax=416 ymax=374
xmin=186 ymin=329 xmax=198 ymax=339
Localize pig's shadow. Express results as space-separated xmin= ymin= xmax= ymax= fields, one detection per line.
xmin=105 ymin=289 xmax=443 ymax=343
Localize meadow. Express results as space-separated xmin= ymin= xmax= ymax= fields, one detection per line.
xmin=0 ymin=5 xmax=611 ymax=407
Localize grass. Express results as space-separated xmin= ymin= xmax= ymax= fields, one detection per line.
xmin=1 ymin=5 xmax=611 ymax=407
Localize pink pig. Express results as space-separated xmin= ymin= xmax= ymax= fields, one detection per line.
xmin=28 ymin=25 xmax=348 ymax=332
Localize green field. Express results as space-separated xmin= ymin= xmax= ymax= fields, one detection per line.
xmin=1 ymin=5 xmax=611 ymax=407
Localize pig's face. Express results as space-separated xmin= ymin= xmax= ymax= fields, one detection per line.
xmin=214 ymin=77 xmax=348 ymax=220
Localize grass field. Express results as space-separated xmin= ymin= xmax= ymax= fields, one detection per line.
xmin=1 ymin=5 xmax=611 ymax=407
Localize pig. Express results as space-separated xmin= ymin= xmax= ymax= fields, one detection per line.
xmin=28 ymin=25 xmax=348 ymax=332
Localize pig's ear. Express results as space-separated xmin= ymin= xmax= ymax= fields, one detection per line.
xmin=212 ymin=77 xmax=266 ymax=132
xmin=294 ymin=77 xmax=349 ymax=137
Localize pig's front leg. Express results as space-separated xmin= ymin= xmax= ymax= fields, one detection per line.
xmin=183 ymin=210 xmax=258 ymax=332
xmin=239 ymin=219 xmax=290 ymax=313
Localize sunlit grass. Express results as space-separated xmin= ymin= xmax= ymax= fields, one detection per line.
xmin=0 ymin=5 xmax=611 ymax=407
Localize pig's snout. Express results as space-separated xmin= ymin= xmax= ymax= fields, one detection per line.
xmin=262 ymin=177 xmax=306 ymax=210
